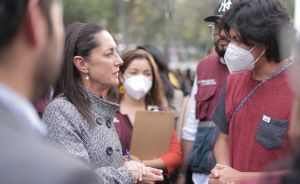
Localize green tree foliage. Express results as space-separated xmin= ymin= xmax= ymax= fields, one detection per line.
xmin=63 ymin=0 xmax=117 ymax=31
xmin=63 ymin=0 xmax=295 ymax=61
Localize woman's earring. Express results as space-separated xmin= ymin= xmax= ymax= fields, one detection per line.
xmin=85 ymin=75 xmax=89 ymax=81
xmin=119 ymin=84 xmax=126 ymax=94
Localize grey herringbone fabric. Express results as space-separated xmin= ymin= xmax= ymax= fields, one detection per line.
xmin=43 ymin=91 xmax=134 ymax=184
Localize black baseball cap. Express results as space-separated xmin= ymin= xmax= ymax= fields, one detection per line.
xmin=204 ymin=0 xmax=233 ymax=22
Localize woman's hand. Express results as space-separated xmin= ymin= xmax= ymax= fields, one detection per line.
xmin=138 ymin=167 xmax=164 ymax=183
xmin=125 ymin=161 xmax=145 ymax=183
xmin=125 ymin=161 xmax=164 ymax=183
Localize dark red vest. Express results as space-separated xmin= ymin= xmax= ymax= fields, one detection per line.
xmin=195 ymin=53 xmax=229 ymax=121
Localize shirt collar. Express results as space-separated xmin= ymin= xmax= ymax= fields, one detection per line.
xmin=0 ymin=84 xmax=46 ymax=135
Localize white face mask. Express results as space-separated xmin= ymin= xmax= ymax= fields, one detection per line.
xmin=123 ymin=75 xmax=153 ymax=101
xmin=224 ymin=43 xmax=266 ymax=73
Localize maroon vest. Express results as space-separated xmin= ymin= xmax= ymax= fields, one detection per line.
xmin=195 ymin=54 xmax=229 ymax=121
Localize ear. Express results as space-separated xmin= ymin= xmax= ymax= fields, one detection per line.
xmin=23 ymin=0 xmax=48 ymax=48
xmin=73 ymin=56 xmax=89 ymax=74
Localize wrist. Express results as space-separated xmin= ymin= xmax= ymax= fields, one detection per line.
xmin=239 ymin=171 xmax=262 ymax=181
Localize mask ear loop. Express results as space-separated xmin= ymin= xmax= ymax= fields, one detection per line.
xmin=254 ymin=49 xmax=266 ymax=63
xmin=249 ymin=44 xmax=266 ymax=63
xmin=249 ymin=44 xmax=257 ymax=52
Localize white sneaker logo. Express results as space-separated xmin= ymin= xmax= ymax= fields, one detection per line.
xmin=218 ymin=0 xmax=232 ymax=13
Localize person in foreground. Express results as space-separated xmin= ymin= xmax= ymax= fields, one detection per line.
xmin=233 ymin=35 xmax=300 ymax=184
xmin=209 ymin=0 xmax=296 ymax=183
xmin=0 ymin=0 xmax=98 ymax=183
xmin=43 ymin=22 xmax=163 ymax=184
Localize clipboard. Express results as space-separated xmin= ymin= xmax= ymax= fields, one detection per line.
xmin=130 ymin=111 xmax=174 ymax=160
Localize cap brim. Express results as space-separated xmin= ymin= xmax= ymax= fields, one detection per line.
xmin=204 ymin=15 xmax=222 ymax=22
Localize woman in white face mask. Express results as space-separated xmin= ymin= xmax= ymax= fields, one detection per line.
xmin=108 ymin=49 xmax=182 ymax=183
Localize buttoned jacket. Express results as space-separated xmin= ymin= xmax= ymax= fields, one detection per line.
xmin=43 ymin=91 xmax=133 ymax=184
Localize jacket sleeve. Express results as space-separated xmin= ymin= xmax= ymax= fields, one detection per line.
xmin=42 ymin=100 xmax=134 ymax=184
xmin=159 ymin=130 xmax=182 ymax=174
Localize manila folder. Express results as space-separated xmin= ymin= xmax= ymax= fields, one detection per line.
xmin=130 ymin=111 xmax=174 ymax=160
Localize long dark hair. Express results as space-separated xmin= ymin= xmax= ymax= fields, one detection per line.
xmin=137 ymin=45 xmax=175 ymax=106
xmin=54 ymin=22 xmax=104 ymax=122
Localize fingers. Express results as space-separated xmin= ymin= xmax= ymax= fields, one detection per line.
xmin=141 ymin=167 xmax=164 ymax=182
xmin=125 ymin=161 xmax=145 ymax=183
xmin=134 ymin=172 xmax=140 ymax=184
xmin=208 ymin=178 xmax=219 ymax=184
xmin=210 ymin=164 xmax=226 ymax=178
xmin=126 ymin=165 xmax=163 ymax=183
xmin=215 ymin=164 xmax=226 ymax=170
xmin=141 ymin=165 xmax=146 ymax=175
xmin=210 ymin=168 xmax=220 ymax=178
xmin=145 ymin=167 xmax=163 ymax=175
xmin=136 ymin=162 xmax=144 ymax=182
xmin=142 ymin=172 xmax=164 ymax=182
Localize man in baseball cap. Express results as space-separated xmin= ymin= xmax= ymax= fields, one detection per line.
xmin=204 ymin=0 xmax=233 ymax=22
xmin=177 ymin=1 xmax=233 ymax=184
xmin=205 ymin=0 xmax=233 ymax=59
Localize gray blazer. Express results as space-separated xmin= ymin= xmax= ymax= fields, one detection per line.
xmin=0 ymin=105 xmax=98 ymax=184
xmin=43 ymin=92 xmax=134 ymax=184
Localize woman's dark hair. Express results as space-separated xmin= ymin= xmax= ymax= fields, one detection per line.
xmin=137 ymin=45 xmax=175 ymax=105
xmin=222 ymin=0 xmax=296 ymax=63
xmin=54 ymin=22 xmax=104 ymax=122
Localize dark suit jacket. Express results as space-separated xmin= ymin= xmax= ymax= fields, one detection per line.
xmin=0 ymin=105 xmax=99 ymax=184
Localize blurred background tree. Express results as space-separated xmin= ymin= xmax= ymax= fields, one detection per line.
xmin=63 ymin=0 xmax=295 ymax=70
